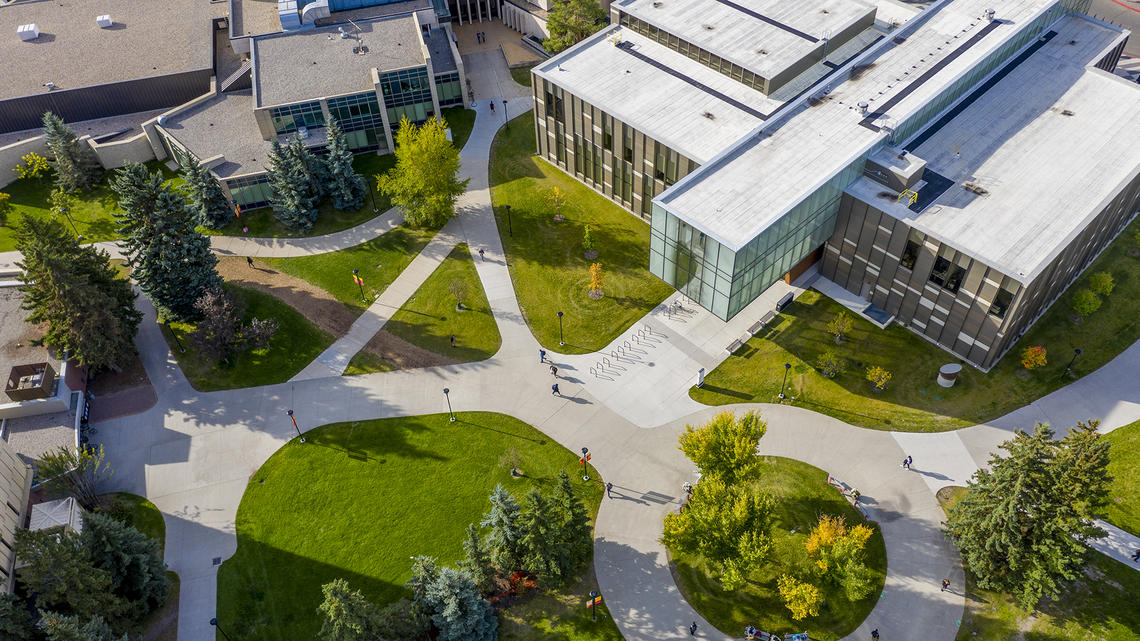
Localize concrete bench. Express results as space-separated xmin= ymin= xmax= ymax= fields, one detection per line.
xmin=726 ymin=338 xmax=744 ymax=354
xmin=749 ymin=310 xmax=778 ymax=335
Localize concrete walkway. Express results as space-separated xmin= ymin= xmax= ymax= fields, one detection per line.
xmin=77 ymin=63 xmax=1140 ymax=641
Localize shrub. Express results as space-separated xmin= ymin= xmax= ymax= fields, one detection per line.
xmin=1088 ymin=271 xmax=1115 ymax=296
xmin=827 ymin=311 xmax=853 ymax=343
xmin=14 ymin=151 xmax=51 ymax=181
xmin=804 ymin=514 xmax=876 ymax=602
xmin=777 ymin=574 xmax=822 ymax=620
xmin=1071 ymin=289 xmax=1101 ymax=318
xmin=582 ymin=224 xmax=595 ymax=253
xmin=865 ymin=365 xmax=891 ymax=391
xmin=815 ymin=350 xmax=845 ymax=379
xmin=1020 ymin=345 xmax=1047 ymax=370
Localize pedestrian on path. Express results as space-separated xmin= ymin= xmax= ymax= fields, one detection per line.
xmin=490 ymin=100 xmax=495 ymax=112
xmin=871 ymin=629 xmax=879 ymax=640
xmin=550 ymin=365 xmax=558 ymax=377
xmin=246 ymin=256 xmax=254 ymax=268
xmin=606 ymin=482 xmax=613 ymax=498
xmin=479 ymin=248 xmax=485 ymax=261
xmin=689 ymin=621 xmax=698 ymax=636
xmin=941 ymin=578 xmax=950 ymax=592
xmin=552 ymin=383 xmax=560 ymax=396
xmin=902 ymin=455 xmax=912 ymax=470
xmin=450 ymin=334 xmax=456 ymax=348
xmin=540 ymin=349 xmax=546 ymax=363
xmin=1131 ymin=549 xmax=1140 ymax=562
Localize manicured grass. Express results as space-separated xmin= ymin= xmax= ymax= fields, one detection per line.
xmin=103 ymin=492 xmax=166 ymax=554
xmin=500 ymin=562 xmax=623 ymax=641
xmin=509 ymin=65 xmax=535 ymax=87
xmin=343 ymin=349 xmax=394 ymax=375
xmin=443 ymin=106 xmax=477 ymax=151
xmin=1104 ymin=419 xmax=1140 ymax=536
xmin=216 ymin=412 xmax=604 ymax=641
xmin=937 ymin=486 xmax=1140 ymax=641
xmin=695 ymin=219 xmax=1140 ymax=432
xmin=490 ymin=111 xmax=673 ymax=353
xmin=261 ymin=227 xmax=434 ymax=313
xmin=669 ymin=457 xmax=886 ymax=641
xmin=206 ymin=153 xmax=396 ymax=238
xmin=161 ymin=283 xmax=334 ymax=391
xmin=382 ymin=243 xmax=501 ymax=361
xmin=0 ymin=160 xmax=182 ymax=252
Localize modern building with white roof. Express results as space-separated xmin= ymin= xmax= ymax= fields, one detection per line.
xmin=532 ymin=0 xmax=1140 ymax=368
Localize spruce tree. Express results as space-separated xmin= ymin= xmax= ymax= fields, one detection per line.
xmin=1054 ymin=419 xmax=1112 ymax=524
xmin=16 ymin=217 xmax=141 ymax=373
xmin=285 ymin=136 xmax=330 ymax=201
xmin=14 ymin=528 xmax=128 ymax=626
xmin=180 ymin=155 xmax=233 ymax=229
xmin=458 ymin=523 xmax=495 ymax=595
xmin=945 ymin=423 xmax=1106 ymax=608
xmin=80 ymin=512 xmax=167 ymax=615
xmin=266 ymin=140 xmax=319 ymax=232
xmin=42 ymin=112 xmax=102 ymax=192
xmin=0 ymin=593 xmax=38 ymax=641
xmin=324 ymin=118 xmax=367 ymax=211
xmin=481 ymin=485 xmax=523 ymax=573
xmin=38 ymin=612 xmax=127 ymax=641
xmin=552 ymin=470 xmax=593 ymax=573
xmin=407 ymin=555 xmax=440 ymax=606
xmin=518 ymin=488 xmax=561 ymax=583
xmin=316 ymin=579 xmax=380 ymax=641
xmin=421 ymin=567 xmax=498 ymax=641
xmin=111 ymin=162 xmax=221 ymax=321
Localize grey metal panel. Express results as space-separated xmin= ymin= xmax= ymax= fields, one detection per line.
xmin=0 ymin=69 xmax=212 ymax=134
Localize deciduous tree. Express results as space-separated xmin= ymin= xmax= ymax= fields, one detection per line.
xmin=34 ymin=444 xmax=114 ymax=510
xmin=1020 ymin=345 xmax=1047 ymax=370
xmin=865 ymin=365 xmax=891 ymax=391
xmin=827 ymin=311 xmax=853 ymax=343
xmin=180 ymin=155 xmax=233 ymax=229
xmin=42 ymin=112 xmax=102 ymax=192
xmin=804 ymin=514 xmax=876 ymax=601
xmin=14 ymin=151 xmax=51 ymax=182
xmin=815 ymin=349 xmax=845 ymax=379
xmin=378 ymin=117 xmax=468 ymax=228
xmin=324 ymin=118 xmax=368 ymax=211
xmin=1071 ymin=288 xmax=1101 ymax=318
xmin=0 ymin=192 xmax=11 ymax=227
xmin=545 ymin=0 xmax=606 ymax=53
xmin=678 ymin=410 xmax=767 ymax=485
xmin=588 ymin=262 xmax=604 ymax=298
xmin=777 ymin=574 xmax=822 ymax=621
xmin=1088 ymin=271 xmax=1115 ymax=296
xmin=112 ymin=162 xmax=220 ymax=321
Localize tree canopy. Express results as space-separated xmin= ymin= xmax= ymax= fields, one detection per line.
xmin=377 ymin=116 xmax=468 ymax=228
xmin=678 ymin=410 xmax=767 ymax=485
xmin=180 ymin=154 xmax=234 ymax=229
xmin=266 ymin=139 xmax=321 ymax=232
xmin=544 ymin=0 xmax=607 ymax=54
xmin=42 ymin=112 xmax=102 ymax=192
xmin=324 ymin=118 xmax=368 ymax=211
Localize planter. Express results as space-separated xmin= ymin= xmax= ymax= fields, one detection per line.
xmin=510 ymin=468 xmax=523 ymax=478
xmin=584 ymin=249 xmax=598 ymax=260
xmin=588 ymin=289 xmax=604 ymax=300
xmin=553 ymin=214 xmax=565 ymax=222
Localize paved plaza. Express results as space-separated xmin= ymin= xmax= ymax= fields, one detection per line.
xmin=59 ymin=60 xmax=1140 ymax=641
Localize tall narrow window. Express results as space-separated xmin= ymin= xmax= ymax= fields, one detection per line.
xmin=603 ymin=114 xmax=613 ymax=151
xmin=622 ymin=126 xmax=634 ymax=164
xmin=989 ymin=287 xmax=1014 ymax=319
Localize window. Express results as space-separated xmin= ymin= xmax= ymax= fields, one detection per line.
xmin=900 ymin=229 xmax=924 ymax=269
xmin=544 ymin=91 xmax=556 ymax=119
xmin=270 ymin=101 xmax=325 ymax=135
xmin=928 ymin=247 xmax=968 ymax=293
xmin=622 ymin=126 xmax=634 ymax=164
xmin=989 ymin=287 xmax=1014 ymax=319
xmin=603 ymin=114 xmax=613 ymax=151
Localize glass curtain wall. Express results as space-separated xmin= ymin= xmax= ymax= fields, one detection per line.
xmin=327 ymin=92 xmax=387 ymax=152
xmin=270 ymin=101 xmax=325 ymax=135
xmin=227 ymin=175 xmax=273 ymax=209
xmin=380 ymin=67 xmax=435 ymax=132
xmin=434 ymin=72 xmax=463 ymax=107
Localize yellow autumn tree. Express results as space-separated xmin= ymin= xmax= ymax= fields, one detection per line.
xmin=588 ymin=262 xmax=605 ymax=299
xmin=804 ymin=514 xmax=877 ymax=601
xmin=550 ymin=186 xmax=566 ymax=220
xmin=777 ymin=574 xmax=822 ymax=620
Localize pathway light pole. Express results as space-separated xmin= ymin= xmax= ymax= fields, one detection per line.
xmin=778 ymin=363 xmax=791 ymax=400
xmin=164 ymin=319 xmax=186 ymax=353
xmin=1061 ymin=348 xmax=1082 ymax=380
xmin=443 ymin=388 xmax=455 ymax=422
xmin=210 ymin=618 xmax=233 ymax=641
xmin=580 ymin=446 xmax=590 ymax=481
xmin=589 ymin=589 xmax=599 ymax=621
xmin=287 ymin=409 xmax=305 ymax=443
xmin=353 ymin=268 xmax=366 ymax=302
xmin=502 ymin=99 xmax=509 ymax=126
xmin=557 ymin=311 xmax=565 ymax=346
xmin=505 ymin=204 xmax=512 ymax=237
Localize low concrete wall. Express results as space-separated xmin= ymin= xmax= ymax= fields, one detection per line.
xmin=0 ymin=136 xmax=50 ymax=189
xmin=90 ymin=133 xmax=157 ymax=169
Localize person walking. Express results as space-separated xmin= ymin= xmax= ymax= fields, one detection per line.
xmin=606 ymin=482 xmax=613 ymax=498
xmin=1131 ymin=549 xmax=1140 ymax=562
xmin=246 ymin=256 xmax=254 ymax=268
xmin=871 ymin=629 xmax=879 ymax=640
xmin=689 ymin=621 xmax=698 ymax=636
xmin=941 ymin=578 xmax=950 ymax=592
xmin=902 ymin=455 xmax=912 ymax=471
xmin=478 ymin=248 xmax=485 ymax=261
xmin=551 ymin=383 xmax=560 ymax=396
xmin=550 ymin=365 xmax=558 ymax=377
xmin=450 ymin=334 xmax=456 ymax=348
xmin=490 ymin=99 xmax=495 ymax=112
xmin=539 ymin=349 xmax=546 ymax=363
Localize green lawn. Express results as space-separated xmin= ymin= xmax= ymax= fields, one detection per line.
xmin=343 ymin=349 xmax=394 ymax=375
xmin=500 ymin=562 xmax=623 ymax=641
xmin=937 ymin=486 xmax=1140 ymax=641
xmin=443 ymin=106 xmax=477 ymax=151
xmin=509 ymin=65 xmax=535 ymax=87
xmin=694 ymin=220 xmax=1140 ymax=432
xmin=670 ymin=457 xmax=886 ymax=641
xmin=261 ymin=227 xmax=434 ymax=313
xmin=1104 ymin=419 xmax=1140 ymax=536
xmin=0 ymin=160 xmax=181 ymax=252
xmin=161 ymin=283 xmax=334 ymax=391
xmin=490 ymin=111 xmax=673 ymax=353
xmin=215 ymin=412 xmax=606 ymax=641
xmin=103 ymin=492 xmax=166 ymax=554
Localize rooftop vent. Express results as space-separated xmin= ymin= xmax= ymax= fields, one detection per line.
xmin=338 ymin=26 xmax=349 ymax=39
xmin=702 ymin=111 xmax=715 ymax=120
xmin=652 ymin=1 xmax=662 ymax=6
xmin=984 ymin=8 xmax=995 ymax=22
xmin=857 ymin=101 xmax=868 ymax=115
xmin=702 ymin=24 xmax=714 ymax=31
xmin=42 ymin=81 xmax=55 ymax=90
xmin=298 ymin=126 xmax=310 ymax=139
xmin=96 ymin=15 xmax=113 ymax=28
xmin=756 ymin=48 xmax=768 ymax=55
xmin=1061 ymin=109 xmax=1074 ymax=116
xmin=17 ymin=23 xmax=39 ymax=41
xmin=963 ymin=181 xmax=988 ymax=196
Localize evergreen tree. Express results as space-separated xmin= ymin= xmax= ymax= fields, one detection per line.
xmin=407 ymin=555 xmax=440 ymax=607
xmin=180 ymin=155 xmax=233 ymax=229
xmin=38 ymin=612 xmax=126 ymax=641
xmin=316 ymin=579 xmax=380 ymax=641
xmin=551 ymin=471 xmax=592 ymax=573
xmin=32 ymin=445 xmax=113 ymax=511
xmin=16 ymin=218 xmax=141 ymax=373
xmin=481 ymin=485 xmax=523 ymax=572
xmin=945 ymin=423 xmax=1108 ymax=608
xmin=42 ymin=112 xmax=102 ymax=192
xmin=324 ymin=118 xmax=367 ymax=211
xmin=14 ymin=528 xmax=127 ymax=626
xmin=80 ymin=512 xmax=167 ymax=615
xmin=458 ymin=523 xmax=495 ymax=595
xmin=544 ymin=0 xmax=606 ymax=54
xmin=374 ymin=598 xmax=430 ymax=641
xmin=518 ymin=488 xmax=561 ymax=583
xmin=421 ymin=567 xmax=498 ymax=641
xmin=266 ymin=140 xmax=319 ymax=232
xmin=1054 ymin=419 xmax=1112 ymax=524
xmin=111 ymin=162 xmax=221 ymax=321
xmin=285 ymin=136 xmax=330 ymax=201
xmin=377 ymin=117 xmax=468 ymax=228
xmin=0 ymin=592 xmax=38 ymax=641
xmin=678 ymin=410 xmax=767 ymax=485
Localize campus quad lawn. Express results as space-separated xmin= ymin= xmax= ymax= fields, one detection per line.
xmin=693 ymin=217 xmax=1140 ymax=432
xmin=215 ymin=412 xmax=608 ymax=641
xmin=161 ymin=283 xmax=333 ymax=391
xmin=260 ymin=226 xmax=433 ymax=313
xmin=1104 ymin=419 xmax=1140 ymax=536
xmin=0 ymin=160 xmax=181 ymax=252
xmin=937 ymin=486 xmax=1140 ymax=640
xmin=669 ymin=457 xmax=887 ymax=641
xmin=509 ymin=65 xmax=535 ymax=87
xmin=207 ymin=107 xmax=474 ymax=238
xmin=347 ymin=243 xmax=501 ymax=372
xmin=490 ymin=111 xmax=673 ymax=353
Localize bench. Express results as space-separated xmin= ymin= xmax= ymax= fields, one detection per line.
xmin=726 ymin=338 xmax=745 ymax=354
xmin=748 ymin=310 xmax=778 ymax=335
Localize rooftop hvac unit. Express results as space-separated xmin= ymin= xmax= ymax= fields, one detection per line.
xmin=297 ymin=126 xmax=310 ymax=139
xmin=96 ymin=14 xmax=113 ymax=28
xmin=17 ymin=23 xmax=40 ymax=41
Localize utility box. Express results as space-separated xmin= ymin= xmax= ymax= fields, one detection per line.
xmin=96 ymin=15 xmax=113 ymax=28
xmin=5 ymin=363 xmax=56 ymax=402
xmin=17 ymin=23 xmax=40 ymax=41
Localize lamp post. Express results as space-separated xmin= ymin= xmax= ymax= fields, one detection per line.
xmin=589 ymin=589 xmax=599 ymax=621
xmin=502 ymin=99 xmax=508 ymax=126
xmin=505 ymin=204 xmax=512 ymax=237
xmin=778 ymin=363 xmax=791 ymax=400
xmin=557 ymin=311 xmax=565 ymax=346
xmin=1061 ymin=348 xmax=1082 ymax=381
xmin=353 ymin=268 xmax=366 ymax=302
xmin=287 ymin=409 xmax=305 ymax=443
xmin=210 ymin=618 xmax=233 ymax=641
xmin=368 ymin=176 xmax=378 ymax=212
xmin=580 ymin=446 xmax=590 ymax=481
xmin=164 ymin=319 xmax=186 ymax=353
xmin=443 ymin=388 xmax=455 ymax=422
